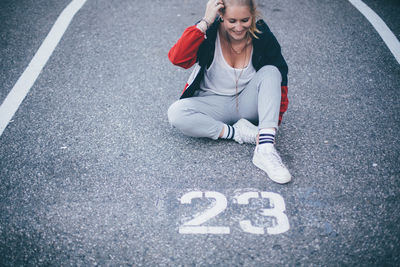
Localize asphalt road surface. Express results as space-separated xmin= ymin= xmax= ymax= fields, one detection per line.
xmin=1 ymin=0 xmax=399 ymax=265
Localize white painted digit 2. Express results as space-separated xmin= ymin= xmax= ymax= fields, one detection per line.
xmin=179 ymin=191 xmax=230 ymax=234
xmin=235 ymin=192 xmax=290 ymax=234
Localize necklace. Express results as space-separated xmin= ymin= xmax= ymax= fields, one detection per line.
xmin=227 ymin=33 xmax=250 ymax=110
xmin=229 ymin=36 xmax=250 ymax=54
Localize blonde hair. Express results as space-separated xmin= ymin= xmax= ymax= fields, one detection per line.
xmin=221 ymin=0 xmax=261 ymax=38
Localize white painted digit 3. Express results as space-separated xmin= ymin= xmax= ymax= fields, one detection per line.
xmin=235 ymin=192 xmax=290 ymax=235
xmin=179 ymin=191 xmax=230 ymax=234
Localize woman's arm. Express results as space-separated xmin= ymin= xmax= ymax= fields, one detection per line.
xmin=279 ymin=85 xmax=288 ymax=126
xmin=168 ymin=25 xmax=206 ymax=69
xmin=168 ymin=0 xmax=224 ymax=69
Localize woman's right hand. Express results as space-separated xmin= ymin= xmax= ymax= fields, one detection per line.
xmin=203 ymin=0 xmax=224 ymax=24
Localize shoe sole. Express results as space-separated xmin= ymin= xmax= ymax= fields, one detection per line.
xmin=252 ymin=154 xmax=292 ymax=184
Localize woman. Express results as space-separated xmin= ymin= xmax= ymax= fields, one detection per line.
xmin=167 ymin=0 xmax=291 ymax=184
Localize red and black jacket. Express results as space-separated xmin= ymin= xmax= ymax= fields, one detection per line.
xmin=168 ymin=19 xmax=289 ymax=124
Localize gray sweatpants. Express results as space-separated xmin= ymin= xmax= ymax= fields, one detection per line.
xmin=168 ymin=65 xmax=282 ymax=140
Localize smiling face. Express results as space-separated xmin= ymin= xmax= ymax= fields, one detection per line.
xmin=221 ymin=5 xmax=253 ymax=41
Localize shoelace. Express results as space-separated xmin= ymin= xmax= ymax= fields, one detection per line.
xmin=242 ymin=131 xmax=256 ymax=143
xmin=238 ymin=126 xmax=257 ymax=144
xmin=265 ymin=149 xmax=286 ymax=170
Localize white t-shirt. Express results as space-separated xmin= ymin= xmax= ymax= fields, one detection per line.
xmin=200 ymin=32 xmax=256 ymax=95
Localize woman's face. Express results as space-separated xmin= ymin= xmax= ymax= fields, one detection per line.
xmin=222 ymin=5 xmax=252 ymax=41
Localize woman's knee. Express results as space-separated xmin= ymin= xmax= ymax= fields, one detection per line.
xmin=168 ymin=100 xmax=188 ymax=128
xmin=258 ymin=65 xmax=282 ymax=83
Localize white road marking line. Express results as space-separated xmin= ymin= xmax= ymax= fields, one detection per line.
xmin=0 ymin=0 xmax=88 ymax=137
xmin=349 ymin=0 xmax=400 ymax=64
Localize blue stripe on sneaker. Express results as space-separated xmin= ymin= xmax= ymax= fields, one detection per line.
xmin=231 ymin=126 xmax=235 ymax=139
xmin=227 ymin=125 xmax=231 ymax=139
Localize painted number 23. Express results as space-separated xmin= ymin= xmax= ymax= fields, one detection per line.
xmin=179 ymin=191 xmax=289 ymax=235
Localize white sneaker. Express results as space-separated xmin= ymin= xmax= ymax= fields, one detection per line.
xmin=233 ymin=119 xmax=258 ymax=144
xmin=252 ymin=145 xmax=292 ymax=184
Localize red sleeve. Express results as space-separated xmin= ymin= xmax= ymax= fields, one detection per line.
xmin=168 ymin=25 xmax=206 ymax=69
xmin=278 ymin=85 xmax=289 ymax=125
